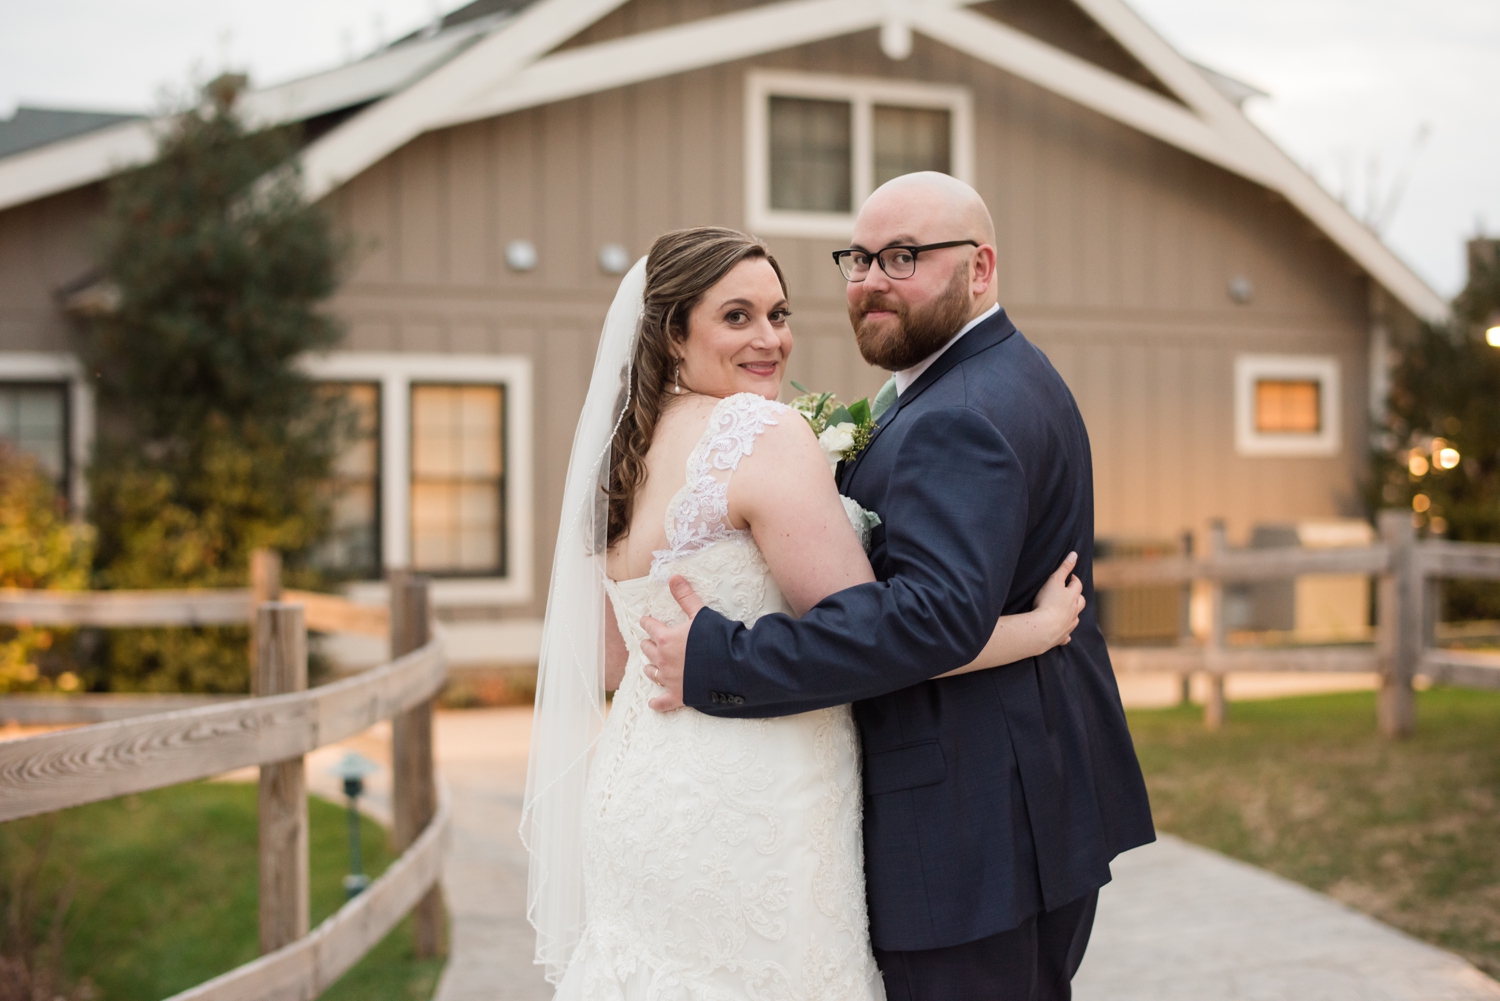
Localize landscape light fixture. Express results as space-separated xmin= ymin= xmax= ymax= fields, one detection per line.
xmin=330 ymin=751 xmax=381 ymax=899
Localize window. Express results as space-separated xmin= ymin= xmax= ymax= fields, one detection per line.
xmin=1254 ymin=379 xmax=1321 ymax=434
xmin=769 ymin=97 xmax=853 ymax=213
xmin=315 ymin=382 xmax=381 ymax=578
xmin=873 ymin=105 xmax=952 ymax=187
xmin=1235 ymin=355 xmax=1340 ymax=456
xmin=0 ymin=383 xmax=68 ymax=496
xmin=410 ymin=384 xmax=505 ymax=575
xmin=747 ymin=71 xmax=973 ymax=237
xmin=298 ymin=352 xmax=533 ymax=606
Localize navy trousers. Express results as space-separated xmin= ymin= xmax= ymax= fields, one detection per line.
xmin=874 ymin=891 xmax=1098 ymax=1001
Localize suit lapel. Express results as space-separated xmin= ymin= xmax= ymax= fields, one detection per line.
xmin=839 ymin=309 xmax=1018 ymax=489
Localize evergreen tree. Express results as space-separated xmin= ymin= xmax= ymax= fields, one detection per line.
xmin=82 ymin=76 xmax=349 ymax=692
xmin=1370 ymin=241 xmax=1500 ymax=619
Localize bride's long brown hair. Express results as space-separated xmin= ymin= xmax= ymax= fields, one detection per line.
xmin=605 ymin=227 xmax=788 ymax=546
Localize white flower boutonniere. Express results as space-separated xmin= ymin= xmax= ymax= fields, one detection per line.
xmin=789 ymin=382 xmax=878 ymax=472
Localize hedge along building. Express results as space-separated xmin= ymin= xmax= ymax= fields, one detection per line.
xmin=0 ymin=0 xmax=1447 ymax=666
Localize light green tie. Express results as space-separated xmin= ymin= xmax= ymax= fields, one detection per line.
xmin=871 ymin=377 xmax=898 ymax=421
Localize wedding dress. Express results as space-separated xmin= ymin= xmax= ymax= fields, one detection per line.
xmin=554 ymin=392 xmax=884 ymax=1001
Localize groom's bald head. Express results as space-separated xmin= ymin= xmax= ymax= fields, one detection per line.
xmin=862 ymin=171 xmax=997 ymax=249
xmin=845 ymin=172 xmax=999 ymax=370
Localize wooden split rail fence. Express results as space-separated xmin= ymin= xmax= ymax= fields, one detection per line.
xmin=0 ymin=551 xmax=449 ymax=1000
xmin=1095 ymin=510 xmax=1500 ymax=735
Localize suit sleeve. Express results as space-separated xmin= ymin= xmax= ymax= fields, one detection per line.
xmin=683 ymin=406 xmax=1028 ymax=718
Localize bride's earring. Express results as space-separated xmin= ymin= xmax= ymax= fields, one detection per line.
xmin=674 ymin=362 xmax=681 ymax=395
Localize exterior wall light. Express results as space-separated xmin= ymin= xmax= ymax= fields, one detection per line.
xmin=599 ymin=244 xmax=631 ymax=275
xmin=506 ymin=239 xmax=538 ymax=272
xmin=1228 ymin=275 xmax=1254 ymax=304
xmin=1486 ymin=311 xmax=1500 ymax=347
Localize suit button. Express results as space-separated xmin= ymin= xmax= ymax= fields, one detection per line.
xmin=710 ymin=692 xmax=722 ymax=704
xmin=731 ymin=695 xmax=745 ymax=705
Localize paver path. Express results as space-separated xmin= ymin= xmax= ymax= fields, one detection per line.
xmin=1076 ymin=835 xmax=1500 ymax=1001
xmin=423 ymin=708 xmax=1500 ymax=1001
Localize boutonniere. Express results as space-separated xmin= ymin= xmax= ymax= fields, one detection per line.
xmin=790 ymin=381 xmax=878 ymax=471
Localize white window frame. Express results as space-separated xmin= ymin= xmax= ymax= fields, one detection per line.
xmin=1 ymin=353 xmax=94 ymax=514
xmin=1234 ymin=354 xmax=1341 ymax=458
xmin=301 ymin=352 xmax=534 ymax=607
xmin=745 ymin=69 xmax=975 ymax=239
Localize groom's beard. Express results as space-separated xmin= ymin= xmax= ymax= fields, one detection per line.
xmin=850 ymin=264 xmax=973 ymax=372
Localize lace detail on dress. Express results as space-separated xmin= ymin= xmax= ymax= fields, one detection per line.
xmin=648 ymin=393 xmax=788 ymax=582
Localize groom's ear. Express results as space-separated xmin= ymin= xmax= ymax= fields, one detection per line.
xmin=970 ymin=244 xmax=998 ymax=299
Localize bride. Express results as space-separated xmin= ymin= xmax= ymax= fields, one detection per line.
xmin=523 ymin=227 xmax=1084 ymax=1000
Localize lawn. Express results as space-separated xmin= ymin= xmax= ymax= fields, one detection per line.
xmin=0 ymin=781 xmax=444 ymax=1000
xmin=1129 ymin=687 xmax=1500 ymax=978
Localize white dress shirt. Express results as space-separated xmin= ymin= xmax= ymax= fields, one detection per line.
xmin=892 ymin=303 xmax=1000 ymax=396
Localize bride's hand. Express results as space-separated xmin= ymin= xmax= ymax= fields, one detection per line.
xmin=1033 ymin=552 xmax=1084 ymax=648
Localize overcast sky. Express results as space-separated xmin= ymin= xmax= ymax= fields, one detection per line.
xmin=2 ymin=0 xmax=1494 ymax=296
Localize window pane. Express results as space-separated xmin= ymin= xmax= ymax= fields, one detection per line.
xmin=769 ymin=96 xmax=852 ymax=213
xmin=873 ymin=105 xmax=952 ymax=187
xmin=0 ymin=384 xmax=67 ymax=495
xmin=315 ymin=382 xmax=381 ymax=577
xmin=411 ymin=384 xmax=505 ymax=574
xmin=1255 ymin=379 xmax=1321 ymax=433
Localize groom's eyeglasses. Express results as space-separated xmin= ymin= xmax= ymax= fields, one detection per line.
xmin=832 ymin=241 xmax=979 ymax=281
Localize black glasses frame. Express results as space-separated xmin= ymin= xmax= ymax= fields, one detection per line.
xmin=832 ymin=240 xmax=980 ymax=281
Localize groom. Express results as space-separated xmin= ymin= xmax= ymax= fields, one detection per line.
xmin=642 ymin=172 xmax=1154 ymax=999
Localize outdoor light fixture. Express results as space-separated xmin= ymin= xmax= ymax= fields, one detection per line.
xmin=330 ymin=751 xmax=380 ymax=899
xmin=506 ymin=239 xmax=538 ymax=272
xmin=1227 ymin=275 xmax=1254 ymax=304
xmin=1486 ymin=311 xmax=1500 ymax=347
xmin=599 ymin=244 xmax=631 ymax=275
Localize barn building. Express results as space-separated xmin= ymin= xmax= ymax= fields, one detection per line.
xmin=0 ymin=0 xmax=1446 ymax=668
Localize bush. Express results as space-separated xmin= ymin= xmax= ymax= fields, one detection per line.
xmin=0 ymin=444 xmax=94 ymax=693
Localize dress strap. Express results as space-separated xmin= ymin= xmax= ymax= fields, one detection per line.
xmin=652 ymin=393 xmax=786 ymax=577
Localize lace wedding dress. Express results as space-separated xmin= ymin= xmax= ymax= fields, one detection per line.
xmin=555 ymin=393 xmax=884 ymax=1001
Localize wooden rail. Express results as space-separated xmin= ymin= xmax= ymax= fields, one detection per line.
xmin=0 ymin=587 xmax=388 ymax=636
xmin=0 ymin=635 xmax=444 ymax=822
xmin=1096 ymin=511 xmax=1500 ymax=735
xmin=0 ymin=551 xmax=446 ymax=998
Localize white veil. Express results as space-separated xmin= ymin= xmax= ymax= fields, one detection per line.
xmin=522 ymin=256 xmax=647 ymax=985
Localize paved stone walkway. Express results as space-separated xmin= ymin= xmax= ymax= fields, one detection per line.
xmin=385 ymin=708 xmax=1500 ymax=1001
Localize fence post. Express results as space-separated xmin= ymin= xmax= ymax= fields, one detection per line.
xmin=391 ymin=572 xmax=443 ymax=958
xmin=1204 ymin=521 xmax=1228 ymax=730
xmin=255 ymin=601 xmax=309 ymax=954
xmin=1177 ymin=530 xmax=1195 ymax=706
xmin=1377 ymin=511 xmax=1418 ymax=737
xmin=249 ymin=549 xmax=282 ymax=678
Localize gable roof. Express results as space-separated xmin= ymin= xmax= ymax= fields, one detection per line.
xmin=0 ymin=0 xmax=1446 ymax=322
xmin=0 ymin=106 xmax=143 ymax=160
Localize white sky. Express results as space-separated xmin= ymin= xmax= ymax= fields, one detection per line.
xmin=2 ymin=0 xmax=1495 ymax=295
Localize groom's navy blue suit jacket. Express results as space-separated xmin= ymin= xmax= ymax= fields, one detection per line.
xmin=683 ymin=308 xmax=1155 ymax=953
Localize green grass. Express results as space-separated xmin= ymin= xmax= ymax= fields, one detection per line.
xmin=0 ymin=782 xmax=445 ymax=1000
xmin=1129 ymin=687 xmax=1500 ymax=977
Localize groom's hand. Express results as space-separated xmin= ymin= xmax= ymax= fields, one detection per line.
xmin=641 ymin=575 xmax=706 ymax=712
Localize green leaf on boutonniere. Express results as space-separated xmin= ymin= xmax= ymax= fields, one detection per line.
xmin=827 ymin=404 xmax=855 ymax=427
xmin=846 ymin=398 xmax=871 ymax=426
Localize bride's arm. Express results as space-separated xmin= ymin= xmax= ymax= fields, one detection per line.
xmin=605 ymin=593 xmax=627 ymax=692
xmin=729 ymin=417 xmax=875 ymax=617
xmin=937 ymin=553 xmax=1084 ymax=678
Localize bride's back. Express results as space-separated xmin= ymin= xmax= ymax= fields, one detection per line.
xmin=605 ymin=394 xmax=724 ymax=583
